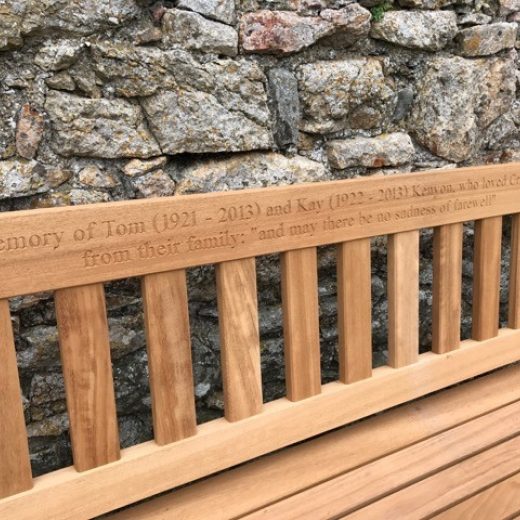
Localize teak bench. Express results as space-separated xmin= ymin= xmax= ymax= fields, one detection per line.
xmin=1 ymin=162 xmax=520 ymax=519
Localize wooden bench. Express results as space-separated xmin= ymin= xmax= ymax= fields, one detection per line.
xmin=1 ymin=162 xmax=520 ymax=519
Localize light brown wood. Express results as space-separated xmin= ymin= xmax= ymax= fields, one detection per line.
xmin=281 ymin=247 xmax=321 ymax=401
xmin=509 ymin=214 xmax=520 ymax=328
xmin=472 ymin=216 xmax=502 ymax=340
xmin=141 ymin=271 xmax=197 ymax=444
xmin=433 ymin=471 xmax=520 ymax=520
xmin=109 ymin=365 xmax=520 ymax=520
xmin=344 ymin=435 xmax=520 ymax=519
xmin=54 ymin=284 xmax=120 ymax=472
xmin=244 ymin=401 xmax=520 ymax=520
xmin=0 ymin=163 xmax=518 ymax=299
xmin=216 ymin=258 xmax=263 ymax=421
xmin=337 ymin=239 xmax=372 ymax=383
xmin=1 ymin=330 xmax=519 ymax=520
xmin=388 ymin=230 xmax=419 ymax=368
xmin=0 ymin=299 xmax=32 ymax=499
xmin=433 ymin=223 xmax=463 ymax=353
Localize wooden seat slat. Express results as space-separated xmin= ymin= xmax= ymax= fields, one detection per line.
xmin=433 ymin=471 xmax=520 ymax=520
xmin=141 ymin=270 xmax=197 ymax=444
xmin=0 ymin=299 xmax=32 ymax=499
xmin=216 ymin=258 xmax=263 ymax=421
xmin=344 ymin=434 xmax=520 ymax=519
xmin=509 ymin=214 xmax=520 ymax=328
xmin=388 ymin=230 xmax=419 ymax=368
xmin=112 ymin=365 xmax=520 ymax=520
xmin=472 ymin=216 xmax=502 ymax=340
xmin=54 ymin=284 xmax=120 ymax=472
xmin=242 ymin=400 xmax=520 ymax=520
xmin=281 ymin=247 xmax=321 ymax=401
xmin=337 ymin=239 xmax=372 ymax=383
xmin=433 ymin=223 xmax=463 ymax=353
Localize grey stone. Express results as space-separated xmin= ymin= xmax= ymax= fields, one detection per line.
xmin=397 ymin=0 xmax=452 ymax=8
xmin=457 ymin=13 xmax=493 ymax=26
xmin=327 ymin=132 xmax=415 ymax=169
xmin=134 ymin=26 xmax=163 ymax=45
xmin=0 ymin=91 xmax=21 ymax=159
xmin=267 ymin=68 xmax=300 ymax=148
xmin=34 ymin=40 xmax=83 ymax=71
xmin=0 ymin=2 xmax=24 ymax=50
xmin=297 ymin=59 xmax=396 ymax=134
xmin=45 ymin=71 xmax=76 ymax=91
xmin=122 ymin=157 xmax=168 ymax=177
xmin=318 ymin=4 xmax=372 ymax=48
xmin=393 ymin=88 xmax=414 ymax=121
xmin=21 ymin=0 xmax=141 ymax=36
xmin=177 ymin=0 xmax=236 ymax=24
xmin=174 ymin=152 xmax=328 ymax=194
xmin=409 ymin=55 xmax=516 ymax=162
xmin=162 ymin=8 xmax=238 ymax=56
xmin=140 ymin=60 xmax=272 ymax=154
xmin=78 ymin=165 xmax=120 ymax=188
xmin=45 ymin=91 xmax=161 ymax=158
xmin=456 ymin=23 xmax=517 ymax=57
xmin=371 ymin=11 xmax=458 ymax=51
xmin=500 ymin=0 xmax=520 ymax=14
xmin=0 ymin=160 xmax=71 ymax=199
xmin=130 ymin=169 xmax=176 ymax=197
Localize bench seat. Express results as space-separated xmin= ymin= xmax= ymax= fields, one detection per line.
xmin=112 ymin=364 xmax=520 ymax=520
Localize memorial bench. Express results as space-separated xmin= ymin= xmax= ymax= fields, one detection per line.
xmin=1 ymin=162 xmax=520 ymax=519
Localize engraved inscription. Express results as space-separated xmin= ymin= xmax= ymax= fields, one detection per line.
xmin=0 ymin=169 xmax=517 ymax=278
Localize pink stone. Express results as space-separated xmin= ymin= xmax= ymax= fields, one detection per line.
xmin=16 ymin=104 xmax=44 ymax=160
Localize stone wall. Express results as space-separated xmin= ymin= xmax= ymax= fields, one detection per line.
xmin=0 ymin=0 xmax=518 ymax=475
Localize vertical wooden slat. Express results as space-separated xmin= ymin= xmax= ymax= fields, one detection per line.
xmin=432 ymin=223 xmax=463 ymax=353
xmin=509 ymin=214 xmax=520 ymax=328
xmin=142 ymin=270 xmax=197 ymax=444
xmin=0 ymin=299 xmax=32 ymax=498
xmin=337 ymin=239 xmax=372 ymax=383
xmin=281 ymin=247 xmax=321 ymax=401
xmin=388 ymin=230 xmax=419 ymax=368
xmin=55 ymin=283 xmax=120 ymax=472
xmin=472 ymin=217 xmax=502 ymax=341
xmin=216 ymin=258 xmax=263 ymax=422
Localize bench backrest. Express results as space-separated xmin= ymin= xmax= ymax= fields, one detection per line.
xmin=1 ymin=162 xmax=520 ymax=519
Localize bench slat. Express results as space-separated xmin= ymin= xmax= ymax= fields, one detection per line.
xmin=432 ymin=471 xmax=520 ymax=520
xmin=388 ymin=231 xmax=419 ymax=367
xmin=281 ymin=247 xmax=321 ymax=401
xmin=216 ymin=258 xmax=263 ymax=421
xmin=108 ymin=365 xmax=520 ymax=520
xmin=433 ymin=224 xmax=463 ymax=353
xmin=344 ymin=434 xmax=520 ymax=519
xmin=337 ymin=239 xmax=372 ymax=383
xmin=509 ymin=214 xmax=520 ymax=328
xmin=55 ymin=284 xmax=120 ymax=472
xmin=243 ymin=400 xmax=520 ymax=520
xmin=472 ymin=216 xmax=502 ymax=340
xmin=0 ymin=299 xmax=32 ymax=499
xmin=142 ymin=271 xmax=197 ymax=444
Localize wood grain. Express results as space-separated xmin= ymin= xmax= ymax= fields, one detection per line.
xmin=337 ymin=239 xmax=372 ymax=383
xmin=0 ymin=300 xmax=32 ymax=499
xmin=141 ymin=271 xmax=197 ymax=444
xmin=243 ymin=401 xmax=520 ymax=520
xmin=281 ymin=247 xmax=321 ymax=401
xmin=344 ymin=435 xmax=520 ymax=519
xmin=54 ymin=284 xmax=120 ymax=472
xmin=509 ymin=214 xmax=520 ymax=328
xmin=433 ymin=471 xmax=520 ymax=520
xmin=472 ymin=217 xmax=502 ymax=340
xmin=433 ymin=224 xmax=463 ymax=353
xmin=107 ymin=365 xmax=520 ymax=520
xmin=1 ymin=329 xmax=519 ymax=520
xmin=216 ymin=258 xmax=263 ymax=421
xmin=388 ymin=230 xmax=419 ymax=368
xmin=0 ymin=163 xmax=518 ymax=299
